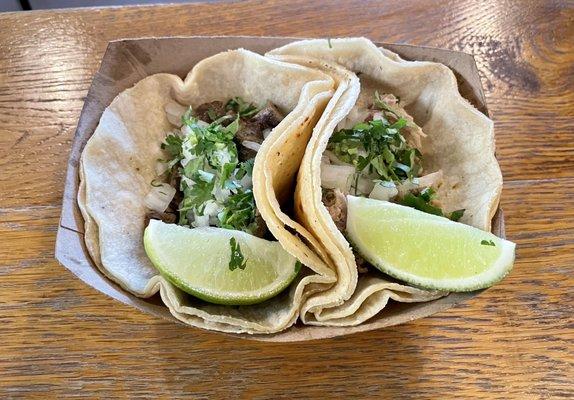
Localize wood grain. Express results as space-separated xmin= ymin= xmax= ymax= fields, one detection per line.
xmin=0 ymin=0 xmax=572 ymax=398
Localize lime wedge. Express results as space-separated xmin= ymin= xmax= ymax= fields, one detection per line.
xmin=346 ymin=196 xmax=515 ymax=291
xmin=144 ymin=220 xmax=300 ymax=305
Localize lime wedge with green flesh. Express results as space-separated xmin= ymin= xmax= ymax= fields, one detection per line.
xmin=346 ymin=196 xmax=515 ymax=291
xmin=144 ymin=220 xmax=300 ymax=305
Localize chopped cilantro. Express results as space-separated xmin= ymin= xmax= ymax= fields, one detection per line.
xmin=161 ymin=134 xmax=183 ymax=159
xmin=220 ymin=161 xmax=238 ymax=189
xmin=401 ymin=188 xmax=465 ymax=221
xmin=328 ymin=117 xmax=422 ymax=183
xmin=449 ymin=209 xmax=465 ymax=222
xmin=294 ymin=260 xmax=302 ymax=274
xmin=179 ymin=171 xmax=216 ymax=219
xmin=228 ymin=237 xmax=247 ymax=271
xmin=236 ymin=159 xmax=255 ymax=180
xmin=226 ymin=97 xmax=260 ymax=118
xmin=401 ymin=192 xmax=444 ymax=216
xmin=481 ymin=240 xmax=496 ymax=246
xmin=157 ymin=97 xmax=265 ymax=231
xmin=218 ymin=190 xmax=257 ymax=233
xmin=181 ymin=106 xmax=195 ymax=126
xmin=420 ymin=187 xmax=435 ymax=202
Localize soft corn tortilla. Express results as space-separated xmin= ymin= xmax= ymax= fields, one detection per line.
xmin=268 ymin=38 xmax=502 ymax=326
xmin=78 ymin=49 xmax=338 ymax=334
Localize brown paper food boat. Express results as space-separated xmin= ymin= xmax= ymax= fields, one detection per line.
xmin=55 ymin=36 xmax=504 ymax=342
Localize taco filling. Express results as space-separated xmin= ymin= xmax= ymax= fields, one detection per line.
xmin=320 ymin=92 xmax=465 ymax=271
xmin=145 ymin=97 xmax=282 ymax=231
xmin=144 ymin=97 xmax=286 ymax=271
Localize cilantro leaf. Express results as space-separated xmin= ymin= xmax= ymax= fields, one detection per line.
xmin=294 ymin=260 xmax=302 ymax=274
xmin=228 ymin=237 xmax=247 ymax=271
xmin=400 ymin=192 xmax=444 ymax=216
xmin=236 ymin=159 xmax=254 ymax=180
xmin=401 ymin=190 xmax=466 ymax=221
xmin=179 ymin=171 xmax=215 ymax=217
xmin=218 ymin=190 xmax=257 ymax=233
xmin=225 ymin=97 xmax=260 ymax=118
xmin=161 ymin=134 xmax=183 ymax=159
xmin=181 ymin=106 xmax=195 ymax=126
xmin=481 ymin=240 xmax=496 ymax=246
xmin=420 ymin=187 xmax=436 ymax=202
xmin=449 ymin=209 xmax=465 ymax=222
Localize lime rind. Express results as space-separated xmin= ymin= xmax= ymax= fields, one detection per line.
xmin=144 ymin=221 xmax=300 ymax=305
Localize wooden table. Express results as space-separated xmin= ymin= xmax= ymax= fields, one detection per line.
xmin=0 ymin=1 xmax=572 ymax=398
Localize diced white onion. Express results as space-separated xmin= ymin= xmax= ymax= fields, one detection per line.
xmin=192 ymin=213 xmax=209 ymax=228
xmin=181 ymin=175 xmax=195 ymax=188
xmin=144 ymin=183 xmax=176 ymax=213
xmin=213 ymin=149 xmax=232 ymax=166
xmin=323 ymin=150 xmax=350 ymax=166
xmin=181 ymin=136 xmax=197 ymax=165
xmin=321 ymin=163 xmax=355 ymax=192
xmin=165 ymin=101 xmax=188 ymax=127
xmin=194 ymin=120 xmax=209 ymax=128
xmin=396 ymin=179 xmax=420 ymax=197
xmin=179 ymin=120 xmax=208 ymax=137
xmin=263 ymin=128 xmax=272 ymax=139
xmin=155 ymin=161 xmax=169 ymax=176
xmin=370 ymin=181 xmax=399 ymax=201
xmin=354 ymin=176 xmax=375 ymax=195
xmin=242 ymin=140 xmax=261 ymax=152
xmin=214 ymin=187 xmax=231 ymax=203
xmin=203 ymin=200 xmax=222 ymax=217
xmin=181 ymin=124 xmax=192 ymax=136
xmin=239 ymin=174 xmax=253 ymax=190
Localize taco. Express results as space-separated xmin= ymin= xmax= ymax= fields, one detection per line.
xmin=269 ymin=38 xmax=512 ymax=326
xmin=77 ymin=49 xmax=340 ymax=334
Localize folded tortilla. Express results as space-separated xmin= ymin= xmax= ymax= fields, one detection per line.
xmin=268 ymin=38 xmax=502 ymax=326
xmin=78 ymin=49 xmax=340 ymax=334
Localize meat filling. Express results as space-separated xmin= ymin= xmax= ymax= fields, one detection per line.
xmin=252 ymin=101 xmax=284 ymax=129
xmin=322 ymin=188 xmax=369 ymax=273
xmin=193 ymin=101 xmax=233 ymax=123
xmin=322 ymin=188 xmax=348 ymax=232
xmin=145 ymin=210 xmax=176 ymax=226
xmin=194 ymin=101 xmax=284 ymax=163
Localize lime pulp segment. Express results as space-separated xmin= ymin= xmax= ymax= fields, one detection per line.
xmin=345 ymin=196 xmax=515 ymax=291
xmin=144 ymin=220 xmax=300 ymax=305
